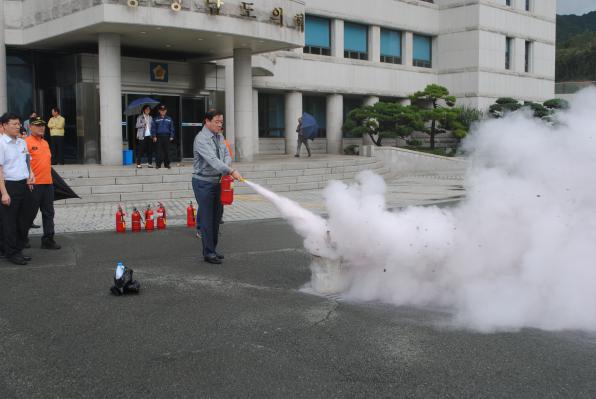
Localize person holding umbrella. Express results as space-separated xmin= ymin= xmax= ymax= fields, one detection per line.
xmin=124 ymin=97 xmax=160 ymax=168
xmin=295 ymin=112 xmax=318 ymax=158
xmin=23 ymin=117 xmax=61 ymax=250
xmin=135 ymin=104 xmax=154 ymax=168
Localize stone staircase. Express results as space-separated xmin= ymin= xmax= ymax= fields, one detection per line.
xmin=54 ymin=155 xmax=390 ymax=205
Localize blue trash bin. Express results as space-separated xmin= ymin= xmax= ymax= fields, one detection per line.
xmin=122 ymin=149 xmax=133 ymax=165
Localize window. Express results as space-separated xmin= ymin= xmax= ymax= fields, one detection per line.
xmin=525 ymin=0 xmax=531 ymax=11
xmin=7 ymin=55 xmax=34 ymax=119
xmin=505 ymin=37 xmax=512 ymax=70
xmin=380 ymin=28 xmax=402 ymax=64
xmin=344 ymin=22 xmax=368 ymax=60
xmin=413 ymin=34 xmax=432 ymax=68
xmin=304 ymin=15 xmax=331 ymax=56
xmin=343 ymin=97 xmax=363 ymax=124
xmin=303 ymin=96 xmax=327 ymax=138
xmin=525 ymin=40 xmax=532 ymax=72
xmin=505 ymin=0 xmax=511 ymax=6
xmin=258 ymin=94 xmax=285 ymax=138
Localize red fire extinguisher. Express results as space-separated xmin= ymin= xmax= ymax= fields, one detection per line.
xmin=156 ymin=202 xmax=167 ymax=230
xmin=116 ymin=205 xmax=126 ymax=233
xmin=145 ymin=204 xmax=155 ymax=232
xmin=187 ymin=202 xmax=196 ymax=227
xmin=221 ymin=175 xmax=234 ymax=205
xmin=131 ymin=207 xmax=142 ymax=232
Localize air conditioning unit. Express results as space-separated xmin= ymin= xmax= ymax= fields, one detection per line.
xmin=171 ymin=1 xmax=181 ymax=11
xmin=127 ymin=0 xmax=139 ymax=7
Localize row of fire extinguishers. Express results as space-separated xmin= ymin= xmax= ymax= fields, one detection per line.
xmin=115 ymin=174 xmax=236 ymax=233
xmin=115 ymin=203 xmax=168 ymax=233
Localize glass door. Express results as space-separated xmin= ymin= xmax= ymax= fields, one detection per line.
xmin=123 ymin=93 xmax=182 ymax=162
xmin=181 ymin=97 xmax=207 ymax=159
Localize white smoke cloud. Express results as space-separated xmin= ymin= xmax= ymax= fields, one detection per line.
xmin=249 ymin=87 xmax=596 ymax=332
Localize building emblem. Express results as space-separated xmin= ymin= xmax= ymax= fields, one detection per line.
xmin=150 ymin=63 xmax=169 ymax=82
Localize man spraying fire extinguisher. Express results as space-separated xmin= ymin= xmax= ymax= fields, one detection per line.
xmin=192 ymin=109 xmax=243 ymax=264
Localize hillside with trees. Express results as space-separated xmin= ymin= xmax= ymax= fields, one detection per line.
xmin=556 ymin=11 xmax=596 ymax=82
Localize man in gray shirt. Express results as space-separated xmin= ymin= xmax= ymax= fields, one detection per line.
xmin=192 ymin=109 xmax=243 ymax=264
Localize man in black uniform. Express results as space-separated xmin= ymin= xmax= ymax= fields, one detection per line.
xmin=0 ymin=113 xmax=35 ymax=265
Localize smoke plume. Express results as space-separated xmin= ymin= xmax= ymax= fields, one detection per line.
xmin=248 ymin=88 xmax=596 ymax=332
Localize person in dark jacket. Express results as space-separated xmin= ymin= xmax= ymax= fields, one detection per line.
xmin=151 ymin=105 xmax=175 ymax=169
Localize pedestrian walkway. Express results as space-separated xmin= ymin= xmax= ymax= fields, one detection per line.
xmin=30 ymin=169 xmax=465 ymax=234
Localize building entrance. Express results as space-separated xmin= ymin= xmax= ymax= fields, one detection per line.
xmin=122 ymin=93 xmax=207 ymax=162
xmin=41 ymin=86 xmax=77 ymax=164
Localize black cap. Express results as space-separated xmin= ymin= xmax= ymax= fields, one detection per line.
xmin=30 ymin=116 xmax=47 ymax=126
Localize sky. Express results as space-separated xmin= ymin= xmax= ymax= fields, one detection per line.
xmin=557 ymin=0 xmax=596 ymax=15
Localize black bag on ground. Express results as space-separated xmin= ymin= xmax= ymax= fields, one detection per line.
xmin=110 ymin=263 xmax=141 ymax=296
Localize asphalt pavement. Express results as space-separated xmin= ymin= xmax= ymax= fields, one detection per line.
xmin=1 ymin=220 xmax=596 ymax=398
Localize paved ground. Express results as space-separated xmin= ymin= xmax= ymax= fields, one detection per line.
xmin=31 ymin=171 xmax=465 ymax=235
xmin=2 ymin=220 xmax=596 ymax=398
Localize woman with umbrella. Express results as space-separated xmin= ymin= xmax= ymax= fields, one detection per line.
xmin=123 ymin=97 xmax=159 ymax=168
xmin=135 ymin=104 xmax=155 ymax=168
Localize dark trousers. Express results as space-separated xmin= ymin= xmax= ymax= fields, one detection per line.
xmin=51 ymin=136 xmax=64 ymax=165
xmin=296 ymin=135 xmax=311 ymax=156
xmin=193 ymin=178 xmax=222 ymax=258
xmin=1 ymin=180 xmax=29 ymax=257
xmin=24 ymin=184 xmax=55 ymax=243
xmin=196 ymin=201 xmax=224 ymax=233
xmin=155 ymin=136 xmax=170 ymax=168
xmin=136 ymin=137 xmax=154 ymax=165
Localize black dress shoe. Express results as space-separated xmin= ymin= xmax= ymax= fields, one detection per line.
xmin=8 ymin=255 xmax=27 ymax=265
xmin=30 ymin=223 xmax=41 ymax=229
xmin=216 ymin=253 xmax=224 ymax=260
xmin=22 ymin=255 xmax=32 ymax=262
xmin=42 ymin=240 xmax=61 ymax=250
xmin=204 ymin=256 xmax=222 ymax=264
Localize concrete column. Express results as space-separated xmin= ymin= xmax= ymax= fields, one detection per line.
xmin=252 ymin=88 xmax=259 ymax=156
xmin=403 ymin=32 xmax=413 ymax=66
xmin=0 ymin=0 xmax=7 ymax=113
xmin=326 ymin=94 xmax=343 ymax=155
xmin=98 ymin=33 xmax=122 ymax=166
xmin=233 ymin=48 xmax=253 ymax=162
xmin=284 ymin=91 xmax=302 ymax=155
xmin=331 ymin=19 xmax=344 ymax=58
xmin=363 ymin=96 xmax=379 ymax=107
xmin=223 ymin=60 xmax=235 ymax=156
xmin=369 ymin=25 xmax=381 ymax=62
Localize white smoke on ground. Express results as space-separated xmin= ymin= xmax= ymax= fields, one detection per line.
xmin=247 ymin=87 xmax=596 ymax=332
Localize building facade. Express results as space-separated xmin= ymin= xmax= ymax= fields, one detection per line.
xmin=0 ymin=0 xmax=555 ymax=164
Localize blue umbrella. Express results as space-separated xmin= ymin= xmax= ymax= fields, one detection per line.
xmin=300 ymin=112 xmax=319 ymax=140
xmin=123 ymin=97 xmax=160 ymax=116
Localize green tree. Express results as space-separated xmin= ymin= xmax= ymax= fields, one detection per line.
xmin=489 ymin=97 xmax=570 ymax=123
xmin=342 ymin=101 xmax=422 ymax=146
xmin=409 ymin=84 xmax=458 ymax=149
xmin=488 ymin=97 xmax=522 ymax=118
xmin=543 ymin=98 xmax=570 ymax=110
xmin=453 ymin=106 xmax=483 ymax=139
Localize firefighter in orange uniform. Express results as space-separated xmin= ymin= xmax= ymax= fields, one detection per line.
xmin=24 ymin=117 xmax=61 ymax=249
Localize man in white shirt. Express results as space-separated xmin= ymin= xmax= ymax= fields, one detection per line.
xmin=0 ymin=113 xmax=35 ymax=265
